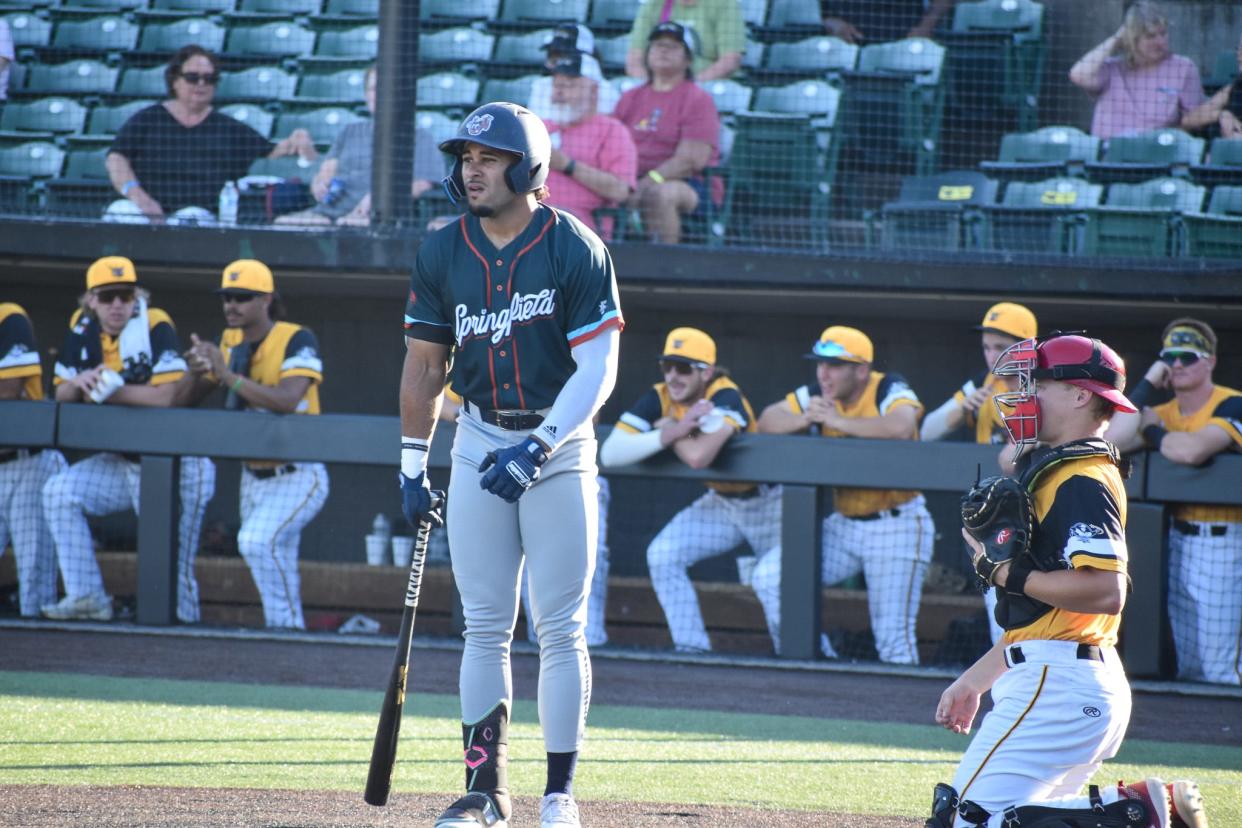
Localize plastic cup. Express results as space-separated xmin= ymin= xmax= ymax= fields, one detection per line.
xmin=391 ymin=536 xmax=415 ymax=568
xmin=736 ymin=555 xmax=757 ymax=587
xmin=88 ymin=368 xmax=124 ymax=404
xmin=365 ymin=533 xmax=387 ymax=566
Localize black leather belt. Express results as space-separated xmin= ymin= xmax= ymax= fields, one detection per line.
xmin=718 ymin=486 xmax=762 ymax=500
xmin=847 ymin=507 xmax=901 ymax=521
xmin=0 ymin=448 xmax=41 ymax=465
xmin=1008 ymin=644 xmax=1103 ymax=664
xmin=1172 ymin=519 xmax=1229 ymax=537
xmin=248 ymin=464 xmax=298 ymax=480
xmin=464 ymin=400 xmax=544 ymax=431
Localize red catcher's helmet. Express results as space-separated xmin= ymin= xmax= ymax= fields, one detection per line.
xmin=992 ymin=334 xmax=1137 ymax=450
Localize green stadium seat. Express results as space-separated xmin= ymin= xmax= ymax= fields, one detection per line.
xmin=492 ymin=29 xmax=556 ymax=73
xmin=295 ymin=67 xmax=367 ymax=103
xmin=414 ymin=71 xmax=479 ymax=111
xmin=274 ymin=106 xmax=362 ymax=146
xmin=980 ymin=176 xmax=1101 ymax=254
xmin=219 ymin=102 xmax=275 ymax=137
xmin=707 ymin=112 xmax=833 ymax=250
xmin=760 ymin=0 xmax=822 ymax=34
xmin=479 ymin=74 xmax=539 ymax=109
xmin=701 ymin=79 xmax=753 ymax=119
xmin=246 ymin=152 xmax=320 ymax=180
xmin=1183 ymin=185 xmax=1242 ymax=258
xmin=497 ymin=0 xmax=589 ymax=30
xmin=419 ymin=27 xmax=495 ymax=65
xmin=596 ymin=33 xmax=628 ymax=73
xmin=86 ymin=99 xmax=154 ymax=134
xmin=306 ymin=24 xmax=377 ymax=67
xmin=944 ymin=0 xmax=1045 ymax=130
xmin=137 ymin=18 xmax=227 ymax=54
xmin=1203 ymin=47 xmax=1238 ymax=93
xmin=0 ymin=97 xmax=89 ymax=139
xmin=322 ymin=0 xmax=375 ymax=16
xmin=1082 ymin=177 xmax=1205 ymax=257
xmin=762 ymin=36 xmax=858 ymax=80
xmin=216 ymin=66 xmax=298 ymax=101
xmin=979 ymin=125 xmax=1099 ymax=181
xmin=1190 ymin=138 xmax=1242 ymax=187
xmin=588 ymin=0 xmax=638 ymax=35
xmin=1084 ymin=128 xmax=1205 ymax=184
xmin=3 ymin=13 xmax=52 ymax=48
xmin=58 ymin=0 xmax=149 ymax=9
xmin=742 ymin=39 xmax=765 ymax=71
xmin=740 ymin=0 xmax=769 ymax=27
xmin=0 ymin=141 xmax=66 ymax=176
xmin=49 ymin=15 xmax=141 ymax=54
xmin=415 ymin=110 xmax=457 ymax=149
xmin=225 ymin=21 xmax=316 ymax=57
xmin=24 ymin=59 xmax=119 ymax=96
xmin=149 ymin=0 xmax=235 ymax=13
xmin=44 ymin=145 xmax=115 ymax=217
xmin=421 ymin=0 xmax=498 ymax=26
xmin=751 ymin=79 xmax=841 ymax=139
xmin=871 ymin=169 xmax=998 ymax=251
xmin=232 ymin=0 xmax=321 ymax=16
xmin=116 ymin=65 xmax=172 ymax=97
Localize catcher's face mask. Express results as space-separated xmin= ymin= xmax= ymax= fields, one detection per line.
xmin=991 ymin=337 xmax=1041 ymax=451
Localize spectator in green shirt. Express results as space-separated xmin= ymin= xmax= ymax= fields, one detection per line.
xmin=626 ymin=0 xmax=746 ymax=81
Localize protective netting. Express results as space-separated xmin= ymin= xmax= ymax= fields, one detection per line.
xmin=0 ymin=1 xmax=1238 ymax=258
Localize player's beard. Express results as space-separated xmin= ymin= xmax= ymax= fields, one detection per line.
xmin=469 ymin=204 xmax=496 ymax=218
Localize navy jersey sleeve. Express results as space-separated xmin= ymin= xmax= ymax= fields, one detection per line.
xmin=281 ymin=328 xmax=324 ymax=381
xmin=876 ymin=371 xmax=923 ymax=415
xmin=616 ymin=387 xmax=663 ymax=433
xmin=55 ymin=316 xmax=90 ymax=380
xmin=709 ymin=385 xmax=751 ymax=431
xmin=1044 ymin=475 xmax=1128 ymax=572
xmin=1208 ymin=395 xmax=1242 ymax=447
xmin=404 ymin=237 xmax=453 ymax=345
xmin=147 ymin=313 xmax=187 ymax=383
xmin=0 ymin=312 xmax=37 ymax=370
xmin=559 ymin=218 xmax=623 ymax=347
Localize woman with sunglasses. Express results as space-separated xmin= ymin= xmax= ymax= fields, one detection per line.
xmin=104 ymin=44 xmax=316 ymax=225
xmin=1107 ymin=317 xmax=1242 ymax=686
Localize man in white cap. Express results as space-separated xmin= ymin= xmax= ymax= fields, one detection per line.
xmin=529 ymin=22 xmax=620 ymax=117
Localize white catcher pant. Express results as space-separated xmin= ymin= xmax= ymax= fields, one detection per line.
xmin=0 ymin=450 xmax=66 ymax=616
xmin=238 ymin=463 xmax=328 ymax=630
xmin=950 ymin=641 xmax=1132 ymax=826
xmin=752 ymin=495 xmax=934 ymax=664
xmin=646 ymin=486 xmax=783 ymax=652
xmin=1169 ymin=522 xmax=1242 ymax=685
xmin=42 ymin=453 xmax=215 ymax=622
xmin=448 ymin=410 xmax=597 ymax=753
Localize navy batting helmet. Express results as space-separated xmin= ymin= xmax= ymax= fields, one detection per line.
xmin=439 ymin=102 xmax=551 ymax=205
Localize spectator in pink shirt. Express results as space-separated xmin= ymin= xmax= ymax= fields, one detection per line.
xmin=544 ymin=52 xmax=637 ymax=241
xmin=614 ymin=22 xmax=721 ymax=244
xmin=1069 ymin=1 xmax=1205 ymax=140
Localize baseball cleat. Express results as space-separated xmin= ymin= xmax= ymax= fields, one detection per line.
xmin=40 ymin=592 xmax=113 ymax=622
xmin=539 ymin=792 xmax=580 ymax=827
xmin=434 ymin=792 xmax=508 ymax=828
xmin=1168 ymin=780 xmax=1208 ymax=828
xmin=1120 ymin=777 xmax=1172 ymax=828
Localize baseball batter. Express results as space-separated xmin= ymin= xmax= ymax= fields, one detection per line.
xmin=180 ymin=259 xmax=328 ymax=630
xmin=0 ymin=303 xmax=66 ymax=617
xmin=42 ymin=257 xmax=215 ymax=623
xmin=1107 ymin=318 xmax=1241 ymax=686
xmin=753 ymin=325 xmax=934 ymax=663
xmin=599 ymin=327 xmax=780 ymax=653
xmin=399 ymin=102 xmax=622 ymax=828
xmin=922 ymin=302 xmax=1038 ymax=646
xmin=928 ymin=333 xmax=1209 ymax=828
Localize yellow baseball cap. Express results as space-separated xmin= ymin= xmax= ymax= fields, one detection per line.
xmin=806 ymin=325 xmax=873 ymax=364
xmin=86 ymin=256 xmax=138 ymax=291
xmin=1160 ymin=318 xmax=1215 ymax=358
xmin=217 ymin=259 xmax=274 ymax=294
xmin=662 ymin=327 xmax=715 ymax=366
xmin=976 ymin=302 xmax=1036 ymax=340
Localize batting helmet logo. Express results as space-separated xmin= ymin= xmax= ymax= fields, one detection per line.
xmin=465 ymin=113 xmax=494 ymax=136
xmin=996 ymin=528 xmax=1012 ymax=545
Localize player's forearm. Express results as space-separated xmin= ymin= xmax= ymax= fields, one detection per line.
xmin=534 ymin=330 xmax=618 ymax=453
xmin=107 ymin=382 xmax=178 ymax=408
xmin=1103 ymin=411 xmax=1143 ymax=453
xmin=670 ymin=426 xmax=733 ymax=470
xmin=399 ymin=340 xmax=448 ymax=441
xmin=757 ymin=404 xmax=809 ymax=434
xmin=831 ymin=412 xmax=917 ymax=440
xmin=0 ymin=376 xmax=24 ymax=400
xmin=1004 ymin=567 xmax=1125 ymax=615
xmin=960 ymin=641 xmax=1008 ymax=694
xmin=920 ymin=398 xmax=964 ymax=441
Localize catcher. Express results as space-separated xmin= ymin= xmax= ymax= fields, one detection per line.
xmin=927 ymin=333 xmax=1210 ymax=828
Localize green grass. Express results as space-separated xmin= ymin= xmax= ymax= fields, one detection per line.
xmin=1 ymin=671 xmax=1239 ymax=821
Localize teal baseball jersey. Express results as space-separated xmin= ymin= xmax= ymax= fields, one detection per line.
xmin=404 ymin=204 xmax=623 ymax=410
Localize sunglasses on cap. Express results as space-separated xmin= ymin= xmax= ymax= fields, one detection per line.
xmin=180 ymin=71 xmax=219 ymax=86
xmin=1160 ymin=351 xmax=1201 ymax=367
xmin=94 ymin=288 xmax=135 ymax=304
xmin=659 ymin=359 xmax=702 ymax=376
xmin=220 ymin=291 xmax=257 ymax=304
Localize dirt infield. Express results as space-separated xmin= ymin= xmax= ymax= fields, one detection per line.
xmin=2 ymin=627 xmax=1238 ymax=827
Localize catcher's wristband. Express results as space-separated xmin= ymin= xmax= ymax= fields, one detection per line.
xmin=1004 ymin=562 xmax=1033 ymax=596
xmin=1141 ymin=424 xmax=1168 ymax=450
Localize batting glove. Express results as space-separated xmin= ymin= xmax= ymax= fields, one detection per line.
xmin=477 ymin=437 xmax=548 ymax=503
xmin=399 ymin=472 xmax=444 ymax=529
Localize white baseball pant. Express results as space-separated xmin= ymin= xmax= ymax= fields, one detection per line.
xmin=0 ymin=449 xmax=66 ymax=616
xmin=1168 ymin=522 xmax=1242 ymax=685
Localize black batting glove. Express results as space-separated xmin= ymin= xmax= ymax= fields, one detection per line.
xmin=399 ymin=471 xmax=444 ymax=529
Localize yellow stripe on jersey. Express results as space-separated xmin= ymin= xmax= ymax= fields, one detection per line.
xmin=1153 ymin=385 xmax=1242 ymax=523
xmin=0 ymin=303 xmax=44 ymax=401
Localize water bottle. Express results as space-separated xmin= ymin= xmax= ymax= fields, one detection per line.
xmin=323 ymin=177 xmax=346 ymax=207
xmin=371 ymin=513 xmax=391 ymax=543
xmin=218 ymin=180 xmax=239 ymax=226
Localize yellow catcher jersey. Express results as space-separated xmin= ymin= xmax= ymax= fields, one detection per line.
xmin=784 ymin=371 xmax=923 ymax=517
xmin=1153 ymin=385 xmax=1242 ymax=523
xmin=1004 ymin=454 xmax=1129 ymax=647
xmin=953 ymin=372 xmax=1012 ymax=445
xmin=0 ymin=303 xmax=43 ymax=401
xmin=220 ymin=322 xmax=322 ymax=415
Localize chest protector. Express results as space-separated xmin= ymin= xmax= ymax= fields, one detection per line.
xmin=994 ymin=438 xmax=1125 ymax=631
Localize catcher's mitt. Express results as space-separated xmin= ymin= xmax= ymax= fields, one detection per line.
xmin=961 ymin=475 xmax=1033 ymax=587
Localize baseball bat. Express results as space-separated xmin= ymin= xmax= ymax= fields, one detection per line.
xmin=364 ymin=491 xmax=444 ymax=807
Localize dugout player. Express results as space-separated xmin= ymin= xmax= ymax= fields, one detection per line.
xmin=599 ymin=327 xmax=780 ymax=653
xmin=399 ymin=102 xmax=622 ymax=828
xmin=179 ymin=259 xmax=328 ymax=630
xmin=753 ymin=326 xmax=934 ymax=663
xmin=0 ymin=303 xmax=66 ymax=616
xmin=1107 ymin=318 xmax=1241 ymax=685
xmin=922 ymin=301 xmax=1038 ymax=645
xmin=928 ymin=333 xmax=1209 ymax=828
xmin=41 ymin=257 xmax=215 ymax=623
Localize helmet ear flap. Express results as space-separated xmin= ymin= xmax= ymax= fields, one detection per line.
xmin=443 ymin=159 xmax=466 ymax=205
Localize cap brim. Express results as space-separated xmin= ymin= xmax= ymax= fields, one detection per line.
xmin=1084 ymin=383 xmax=1137 ymax=414
xmin=974 ymin=324 xmax=1024 ymax=338
xmin=1159 ymin=347 xmax=1212 ymax=359
xmin=213 ymin=288 xmax=266 ymax=295
xmin=660 ymin=354 xmax=704 ymax=364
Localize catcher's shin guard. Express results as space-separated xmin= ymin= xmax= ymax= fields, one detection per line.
xmin=994 ymin=786 xmax=1154 ymax=828
xmin=459 ymin=702 xmax=512 ymax=821
xmin=925 ymin=783 xmax=960 ymax=828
